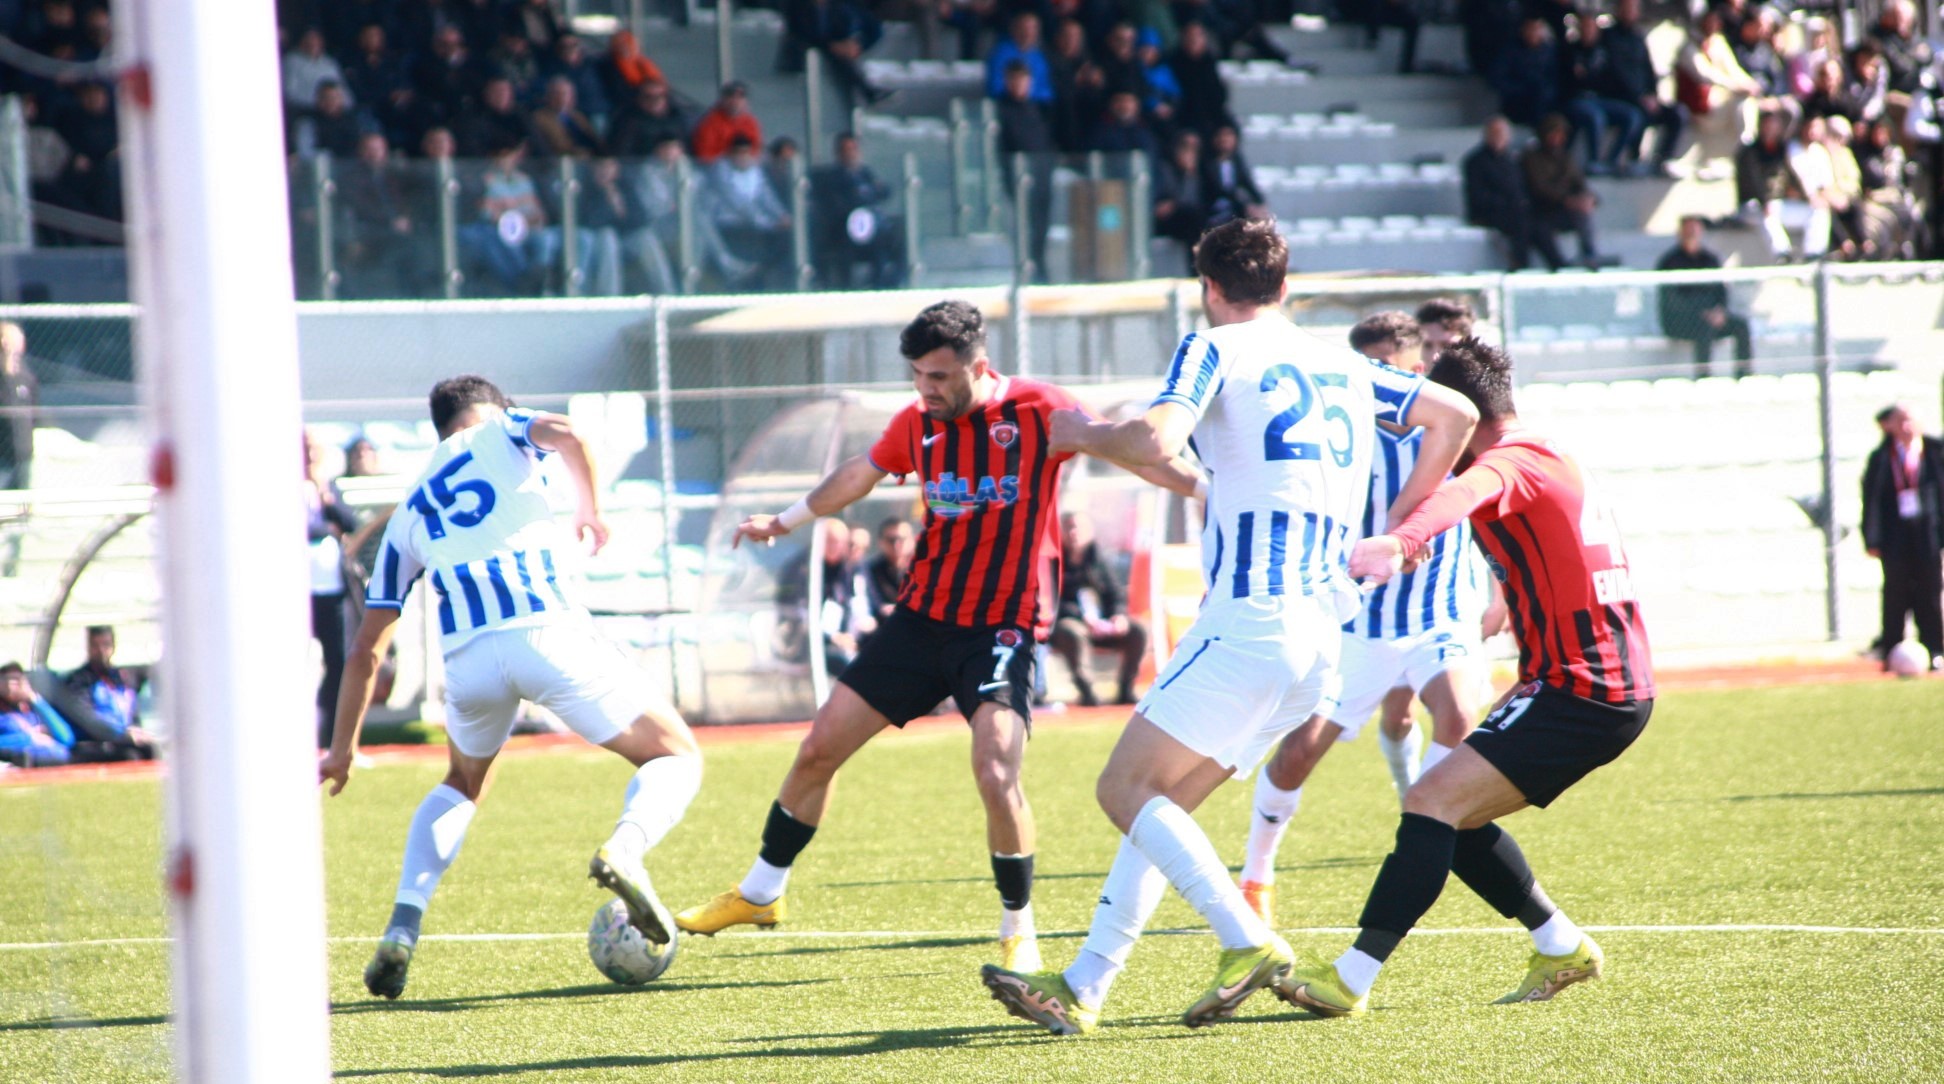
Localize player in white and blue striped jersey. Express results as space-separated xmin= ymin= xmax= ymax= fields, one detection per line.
xmin=1236 ymin=312 xmax=1505 ymax=927
xmin=978 ymin=221 xmax=1478 ymax=1036
xmin=318 ymin=376 xmax=701 ymax=1001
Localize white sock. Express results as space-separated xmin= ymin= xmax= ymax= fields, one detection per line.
xmin=1241 ymin=767 xmax=1302 ymax=884
xmin=1379 ymin=727 xmax=1422 ymax=801
xmin=1128 ymin=796 xmax=1271 ymax=951
xmin=1000 ymin=902 xmax=1035 ymax=940
xmin=1420 ymin=740 xmax=1455 ymax=775
xmin=738 ymin=857 xmax=790 ymax=905
xmin=1531 ymin=910 xmax=1583 ymax=956
xmin=1066 ymin=836 xmax=1169 ymax=1007
xmin=394 ymin=783 xmax=477 ymax=912
xmin=1333 ymin=947 xmax=1382 ymax=997
xmin=607 ymin=754 xmax=703 ymax=863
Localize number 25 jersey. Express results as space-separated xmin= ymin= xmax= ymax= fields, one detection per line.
xmin=1156 ymin=317 xmax=1424 ymax=613
xmin=365 ymin=408 xmax=584 ymax=651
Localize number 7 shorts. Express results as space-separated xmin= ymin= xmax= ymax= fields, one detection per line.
xmin=1135 ymin=594 xmax=1344 ymax=775
xmin=837 ymin=606 xmax=1037 ymax=727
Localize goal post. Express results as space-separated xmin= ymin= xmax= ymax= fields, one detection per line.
xmin=115 ymin=0 xmax=332 ymax=1080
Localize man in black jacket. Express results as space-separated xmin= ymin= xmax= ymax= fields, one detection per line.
xmin=1462 ymin=115 xmax=1564 ymax=271
xmin=1656 ymin=216 xmax=1751 ymax=377
xmin=1050 ymin=511 xmax=1149 ymax=706
xmin=1605 ymin=0 xmax=1684 ymax=174
xmin=1862 ymin=403 xmax=1944 ymax=669
xmin=995 ymin=60 xmax=1057 ymax=281
xmin=808 ymin=131 xmax=904 ymax=288
xmin=606 ymin=80 xmax=692 ymax=158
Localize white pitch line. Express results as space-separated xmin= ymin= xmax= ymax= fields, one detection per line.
xmin=2 ymin=923 xmax=1940 ymax=952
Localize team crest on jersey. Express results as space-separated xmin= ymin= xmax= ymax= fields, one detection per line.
xmin=995 ymin=628 xmax=1023 ymax=648
xmin=989 ymin=421 xmax=1018 ymax=449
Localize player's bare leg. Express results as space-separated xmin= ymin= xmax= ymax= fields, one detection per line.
xmin=1412 ymin=668 xmax=1478 ymax=784
xmin=970 ymin=701 xmax=1040 ymax=968
xmin=1376 ymin=687 xmax=1422 ymax=801
xmin=1239 ymin=715 xmax=1342 ymax=923
xmin=590 ymin=700 xmax=704 ymax=944
xmin=365 ymin=746 xmax=499 ymax=999
xmin=677 ymin=683 xmax=888 ymax=934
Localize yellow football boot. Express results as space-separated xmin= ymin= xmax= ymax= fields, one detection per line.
xmin=673 ymin=887 xmax=786 ymax=935
xmin=1494 ymin=935 xmax=1603 ymax=1004
xmin=1182 ymin=934 xmax=1294 ymax=1028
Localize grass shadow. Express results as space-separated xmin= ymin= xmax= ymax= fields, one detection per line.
xmin=819 ymin=871 xmax=1107 ymax=890
xmin=1721 ymin=787 xmax=1944 ymax=803
xmin=714 ymin=935 xmax=992 ymax=957
xmin=0 ymin=1013 xmax=169 ymax=1032
xmin=331 ymin=976 xmax=833 ymax=1015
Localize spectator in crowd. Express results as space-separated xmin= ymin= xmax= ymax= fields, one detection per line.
xmin=782 ymin=518 xmax=866 ymax=676
xmin=607 ymin=80 xmax=692 ymax=158
xmin=1861 ymin=402 xmax=1944 ymax=670
xmin=284 ymin=27 xmax=352 ymax=112
xmin=306 ymin=431 xmax=359 ymax=746
xmin=508 ymin=0 xmax=563 ymax=55
xmin=1461 ymin=0 xmax=1524 ymax=80
xmin=484 ymin=29 xmax=543 ymax=105
xmin=1563 ymin=16 xmax=1644 ymax=175
xmin=0 ymin=322 xmax=34 ymax=491
xmin=1134 ymin=28 xmax=1183 ymax=130
xmin=1677 ymin=6 xmax=1764 ymax=175
xmin=1353 ymin=0 xmax=1422 ymax=75
xmin=53 ymin=80 xmax=121 ymax=222
xmin=342 ymin=24 xmax=418 ymax=147
xmin=1788 ymin=114 xmax=1843 ymax=259
xmin=336 ymin=132 xmax=421 ymax=298
xmin=412 ymin=24 xmax=485 ymax=124
xmin=291 ymin=80 xmax=362 ymax=160
xmin=1737 ymin=109 xmax=1825 ymax=262
xmin=1491 ymin=18 xmax=1560 ymax=128
xmin=809 ymin=132 xmax=904 ymax=289
xmin=1414 ymin=295 xmax=1476 ymax=366
xmin=635 ymin=136 xmax=755 ymax=292
xmin=995 ymin=59 xmax=1057 ymax=280
xmin=1049 ymin=18 xmax=1106 ymax=151
xmin=340 ymin=436 xmax=381 ymax=488
xmin=577 ymin=157 xmax=654 ymax=295
xmin=1845 ymin=43 xmax=1889 ymax=124
xmin=706 ymin=135 xmax=793 ymax=288
xmin=60 ymin=626 xmax=156 ymax=759
xmin=1605 ymin=0 xmax=1685 ymax=176
xmin=1522 ymin=113 xmax=1608 ymax=268
xmin=1787 ymin=16 xmax=1839 ymax=99
xmin=454 ymin=76 xmax=533 ymax=158
xmin=692 ymin=81 xmax=763 ymax=164
xmin=1729 ymin=7 xmax=1787 ymax=103
xmin=1656 ymin=215 xmax=1752 ymax=377
xmin=1050 ymin=511 xmax=1148 ymax=706
xmin=0 ymin=662 xmax=78 ymax=767
xmin=1091 ymin=90 xmax=1158 ymax=157
xmin=786 ymin=0 xmax=892 ymax=107
xmin=863 ymin=517 xmax=913 ymax=626
xmin=1463 ymin=115 xmax=1565 ymax=271
xmin=1154 ymin=129 xmax=1211 ymax=268
xmin=601 ymin=29 xmax=665 ymax=109
xmin=987 ymin=11 xmax=1053 ymax=103
xmin=1096 ymin=22 xmax=1148 ymax=99
xmin=1854 ymin=117 xmax=1916 ymax=258
xmin=765 ymin=136 xmax=801 ymax=205
xmin=1202 ymin=122 xmax=1266 ymax=223
xmin=1168 ymin=20 xmax=1231 ymax=138
xmin=543 ymin=34 xmax=611 ymax=130
xmin=936 ymin=0 xmax=1004 ymax=63
xmin=1802 ymin=57 xmax=1862 ymax=125
xmin=528 ymin=76 xmax=602 ymax=158
xmin=1821 ymin=115 xmax=1879 ymax=259
xmin=458 ymin=141 xmax=559 ymax=294
xmin=1871 ymin=0 xmax=1932 ymax=100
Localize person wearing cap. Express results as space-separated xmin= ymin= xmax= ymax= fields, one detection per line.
xmin=692 ymin=81 xmax=764 ymax=164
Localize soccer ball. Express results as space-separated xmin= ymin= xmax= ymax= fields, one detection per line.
xmin=587 ymin=898 xmax=678 ymax=984
xmin=1886 ymin=641 xmax=1929 ymax=678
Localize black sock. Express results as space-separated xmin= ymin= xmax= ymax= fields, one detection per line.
xmin=385 ymin=902 xmax=424 ymax=944
xmin=757 ymin=801 xmax=818 ymax=868
xmin=1352 ymin=813 xmax=1458 ymax=963
xmin=1451 ymin=822 xmax=1557 ymax=930
xmin=991 ymin=853 xmax=1034 ymax=911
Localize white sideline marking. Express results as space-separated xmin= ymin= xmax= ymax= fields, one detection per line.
xmin=3 ymin=923 xmax=1941 ymax=952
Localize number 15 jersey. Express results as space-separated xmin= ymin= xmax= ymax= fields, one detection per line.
xmin=365 ymin=408 xmax=585 ymax=652
xmin=1155 ymin=317 xmax=1424 ymax=612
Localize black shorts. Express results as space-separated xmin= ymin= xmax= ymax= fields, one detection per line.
xmin=1464 ymin=681 xmax=1652 ymax=808
xmin=836 ymin=607 xmax=1036 ymax=728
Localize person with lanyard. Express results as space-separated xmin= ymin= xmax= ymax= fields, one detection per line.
xmin=1862 ymin=403 xmax=1944 ymax=669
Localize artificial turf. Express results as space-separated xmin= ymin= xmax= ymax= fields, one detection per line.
xmin=1 ymin=679 xmax=1940 ymax=1082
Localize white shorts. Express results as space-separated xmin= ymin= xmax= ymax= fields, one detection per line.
xmin=1135 ymin=595 xmax=1342 ymax=774
xmin=1321 ymin=626 xmax=1479 ymax=740
xmin=441 ymin=622 xmax=655 ymax=758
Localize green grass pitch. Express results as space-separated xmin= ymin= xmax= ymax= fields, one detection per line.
xmin=1 ymin=680 xmax=1941 ymax=1082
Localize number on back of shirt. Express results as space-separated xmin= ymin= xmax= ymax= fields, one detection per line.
xmin=1259 ymin=366 xmax=1356 ymax=467
xmin=407 ymin=451 xmax=498 ymax=540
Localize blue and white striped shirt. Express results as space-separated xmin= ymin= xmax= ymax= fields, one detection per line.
xmin=1349 ymin=425 xmax=1490 ymax=639
xmin=365 ymin=408 xmax=590 ymax=651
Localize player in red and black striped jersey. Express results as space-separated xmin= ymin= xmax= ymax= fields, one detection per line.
xmin=674 ymin=300 xmax=1198 ymax=973
xmin=1281 ymin=339 xmax=1653 ymax=1018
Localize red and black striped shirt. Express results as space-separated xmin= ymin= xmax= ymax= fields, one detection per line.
xmin=868 ymin=376 xmax=1077 ymax=635
xmin=1392 ymin=435 xmax=1654 ymax=704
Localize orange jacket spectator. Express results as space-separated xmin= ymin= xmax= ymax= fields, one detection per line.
xmin=690 ymin=81 xmax=763 ymax=163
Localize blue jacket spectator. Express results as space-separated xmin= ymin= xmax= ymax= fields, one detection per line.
xmin=63 ymin=625 xmax=147 ymax=745
xmin=0 ymin=663 xmax=75 ymax=767
xmin=987 ymin=12 xmax=1053 ymax=103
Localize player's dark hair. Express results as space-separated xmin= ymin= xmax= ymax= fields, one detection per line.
xmin=899 ymin=300 xmax=986 ymax=362
xmin=1348 ymin=311 xmax=1421 ymax=354
xmin=1193 ymin=217 xmax=1287 ymax=307
xmin=429 ymin=375 xmax=513 ymax=435
xmin=1428 ymin=338 xmax=1518 ymax=423
xmin=85 ymin=625 xmax=113 ymax=639
xmin=1413 ymin=296 xmax=1474 ymax=336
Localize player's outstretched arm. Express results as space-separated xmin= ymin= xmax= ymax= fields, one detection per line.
xmin=320 ymin=606 xmax=401 ymax=796
xmin=1122 ymin=456 xmax=1205 ymax=499
xmin=1049 ymin=402 xmax=1196 ymax=468
xmin=735 ymin=454 xmax=887 ymax=548
xmin=527 ymin=413 xmax=609 ymax=554
xmin=1387 ymin=382 xmax=1478 ymax=529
